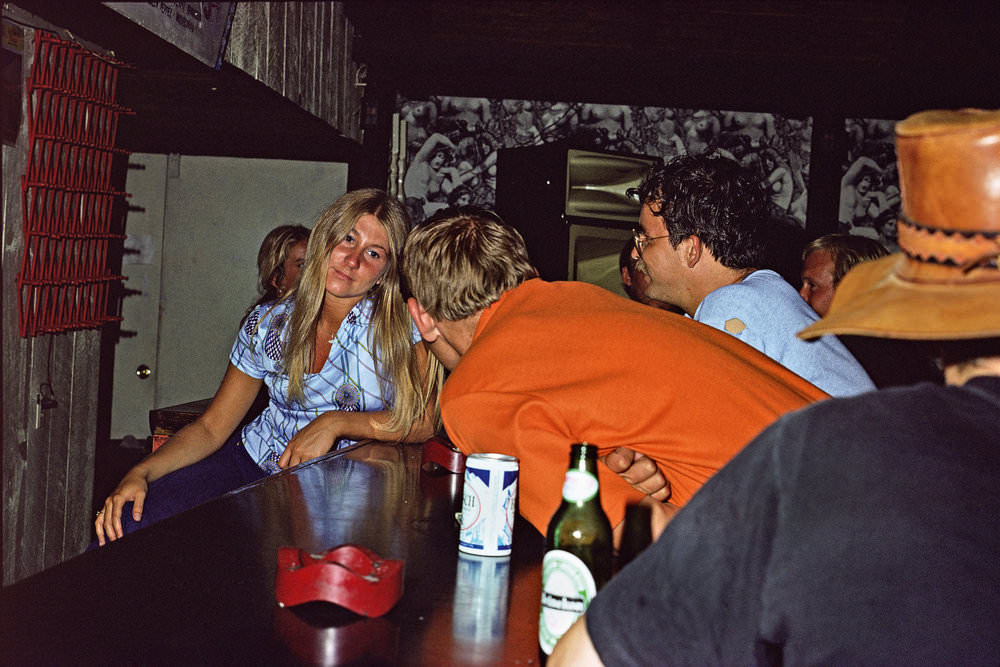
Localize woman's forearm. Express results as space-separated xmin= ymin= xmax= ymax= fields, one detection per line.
xmin=323 ymin=408 xmax=433 ymax=445
xmin=131 ymin=419 xmax=230 ymax=484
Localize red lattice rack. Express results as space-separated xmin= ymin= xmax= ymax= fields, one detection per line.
xmin=17 ymin=31 xmax=133 ymax=337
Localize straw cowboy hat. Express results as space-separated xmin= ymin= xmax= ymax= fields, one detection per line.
xmin=800 ymin=108 xmax=1000 ymax=341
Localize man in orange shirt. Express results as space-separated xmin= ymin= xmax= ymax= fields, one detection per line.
xmin=403 ymin=208 xmax=827 ymax=540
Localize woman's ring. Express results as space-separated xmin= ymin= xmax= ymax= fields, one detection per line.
xmin=96 ymin=509 xmax=104 ymax=518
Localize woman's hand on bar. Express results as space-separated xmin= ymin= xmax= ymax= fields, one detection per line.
xmin=94 ymin=469 xmax=149 ymax=546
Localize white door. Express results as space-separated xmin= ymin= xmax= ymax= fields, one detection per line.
xmin=110 ymin=154 xmax=348 ymax=439
xmin=110 ymin=153 xmax=167 ymax=439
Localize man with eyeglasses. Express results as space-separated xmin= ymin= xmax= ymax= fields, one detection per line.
xmin=629 ymin=154 xmax=874 ymax=397
xmin=618 ymin=241 xmax=682 ymax=313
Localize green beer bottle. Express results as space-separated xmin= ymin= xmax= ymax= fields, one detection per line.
xmin=538 ymin=443 xmax=613 ymax=657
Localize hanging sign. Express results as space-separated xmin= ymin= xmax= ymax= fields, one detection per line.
xmin=103 ymin=2 xmax=236 ymax=69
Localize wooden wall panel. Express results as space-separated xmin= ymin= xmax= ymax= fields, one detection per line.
xmin=300 ymin=2 xmax=316 ymax=112
xmin=340 ymin=6 xmax=357 ymax=141
xmin=63 ymin=330 xmax=99 ymax=560
xmin=264 ymin=2 xmax=285 ymax=96
xmin=37 ymin=335 xmax=71 ymax=571
xmin=286 ymin=2 xmax=302 ymax=106
xmin=227 ymin=2 xmax=266 ymax=81
xmin=316 ymin=2 xmax=332 ymax=123
xmin=2 ymin=25 xmax=100 ymax=586
xmin=1 ymin=27 xmax=35 ymax=585
xmin=226 ymin=1 xmax=362 ymax=142
xmin=248 ymin=1 xmax=269 ymax=82
xmin=330 ymin=3 xmax=345 ymax=135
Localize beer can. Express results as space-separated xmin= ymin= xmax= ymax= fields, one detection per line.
xmin=459 ymin=453 xmax=518 ymax=556
xmin=452 ymin=552 xmax=511 ymax=649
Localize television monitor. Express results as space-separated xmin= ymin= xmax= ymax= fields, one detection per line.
xmin=567 ymin=223 xmax=633 ymax=298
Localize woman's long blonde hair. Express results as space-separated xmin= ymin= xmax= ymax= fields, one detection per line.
xmin=283 ymin=189 xmax=441 ymax=437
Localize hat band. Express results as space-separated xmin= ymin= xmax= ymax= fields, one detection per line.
xmin=898 ymin=215 xmax=1000 ymax=271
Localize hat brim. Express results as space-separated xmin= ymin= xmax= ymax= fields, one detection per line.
xmin=798 ymin=254 xmax=1000 ymax=341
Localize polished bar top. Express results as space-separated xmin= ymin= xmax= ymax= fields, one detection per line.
xmin=0 ymin=443 xmax=545 ymax=665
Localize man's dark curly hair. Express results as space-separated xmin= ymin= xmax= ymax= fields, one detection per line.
xmin=636 ymin=154 xmax=769 ymax=269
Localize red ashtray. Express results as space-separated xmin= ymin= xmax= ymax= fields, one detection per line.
xmin=275 ymin=545 xmax=405 ymax=617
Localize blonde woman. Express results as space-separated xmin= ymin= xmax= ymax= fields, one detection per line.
xmin=95 ymin=189 xmax=441 ymax=545
xmin=253 ymin=223 xmax=310 ymax=307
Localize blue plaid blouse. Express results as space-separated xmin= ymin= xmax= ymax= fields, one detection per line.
xmin=230 ymin=297 xmax=418 ymax=472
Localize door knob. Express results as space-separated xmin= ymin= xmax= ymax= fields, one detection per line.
xmin=136 ymin=364 xmax=152 ymax=379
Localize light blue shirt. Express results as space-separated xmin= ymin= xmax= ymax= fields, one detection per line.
xmin=694 ymin=269 xmax=875 ymax=397
xmin=230 ymin=297 xmax=418 ymax=471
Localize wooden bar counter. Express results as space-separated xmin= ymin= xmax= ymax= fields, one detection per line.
xmin=0 ymin=442 xmax=545 ymax=665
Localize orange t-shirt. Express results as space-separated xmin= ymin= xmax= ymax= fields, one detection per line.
xmin=442 ymin=279 xmax=828 ymax=535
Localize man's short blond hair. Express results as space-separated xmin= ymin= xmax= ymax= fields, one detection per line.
xmin=402 ymin=208 xmax=536 ymax=321
xmin=803 ymin=233 xmax=889 ymax=285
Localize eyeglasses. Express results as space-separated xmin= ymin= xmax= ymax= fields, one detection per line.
xmin=632 ymin=228 xmax=670 ymax=254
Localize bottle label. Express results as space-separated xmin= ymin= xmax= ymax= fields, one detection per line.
xmin=538 ymin=550 xmax=597 ymax=655
xmin=561 ymin=470 xmax=598 ymax=503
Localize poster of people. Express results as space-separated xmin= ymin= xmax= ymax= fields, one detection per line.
xmin=841 ymin=118 xmax=901 ymax=250
xmin=394 ymin=96 xmax=812 ymax=227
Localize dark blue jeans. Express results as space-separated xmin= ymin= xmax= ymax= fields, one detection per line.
xmin=91 ymin=434 xmax=268 ymax=547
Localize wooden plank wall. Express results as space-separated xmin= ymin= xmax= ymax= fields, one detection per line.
xmin=2 ymin=26 xmax=100 ymax=586
xmin=226 ymin=1 xmax=362 ymax=143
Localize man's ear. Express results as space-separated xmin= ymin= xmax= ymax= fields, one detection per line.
xmin=621 ymin=266 xmax=632 ymax=287
xmin=680 ymin=235 xmax=704 ymax=268
xmin=407 ymin=297 xmax=441 ymax=342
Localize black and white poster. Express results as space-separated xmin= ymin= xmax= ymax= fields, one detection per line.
xmin=396 ymin=96 xmax=812 ymax=227
xmin=840 ymin=118 xmax=901 ymax=249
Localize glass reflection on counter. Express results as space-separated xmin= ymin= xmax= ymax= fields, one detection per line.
xmin=452 ymin=552 xmax=512 ymax=659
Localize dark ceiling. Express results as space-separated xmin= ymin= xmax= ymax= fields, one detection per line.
xmin=8 ymin=1 xmax=1000 ymax=162
xmin=347 ymin=1 xmax=1000 ymax=117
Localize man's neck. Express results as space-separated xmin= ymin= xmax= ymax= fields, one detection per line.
xmin=436 ymin=312 xmax=482 ymax=360
xmin=728 ymin=266 xmax=758 ymax=284
xmin=688 ymin=265 xmax=758 ymax=316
